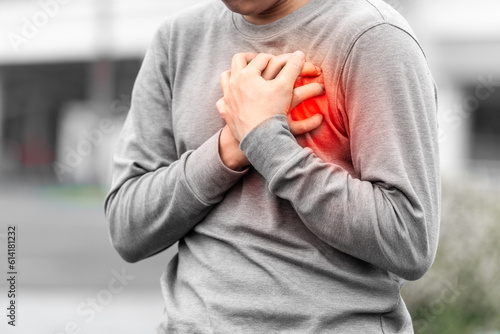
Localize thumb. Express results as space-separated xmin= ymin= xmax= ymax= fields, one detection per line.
xmin=276 ymin=50 xmax=305 ymax=85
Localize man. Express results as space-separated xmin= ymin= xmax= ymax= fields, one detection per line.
xmin=104 ymin=0 xmax=440 ymax=332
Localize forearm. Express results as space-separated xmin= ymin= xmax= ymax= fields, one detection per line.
xmin=219 ymin=125 xmax=250 ymax=171
xmin=105 ymin=129 xmax=248 ymax=263
xmin=240 ymin=115 xmax=440 ymax=280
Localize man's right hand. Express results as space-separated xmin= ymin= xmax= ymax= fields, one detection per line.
xmin=218 ymin=52 xmax=325 ymax=171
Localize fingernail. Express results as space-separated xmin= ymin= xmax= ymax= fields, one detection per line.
xmin=294 ymin=50 xmax=305 ymax=61
xmin=315 ymin=66 xmax=322 ymax=74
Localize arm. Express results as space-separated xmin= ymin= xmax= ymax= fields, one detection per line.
xmin=104 ymin=36 xmax=324 ymax=263
xmin=238 ymin=25 xmax=440 ymax=281
xmin=104 ymin=28 xmax=249 ymax=263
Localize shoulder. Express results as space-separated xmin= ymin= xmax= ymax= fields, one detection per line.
xmin=326 ymin=0 xmax=424 ymax=59
xmin=344 ymin=23 xmax=429 ymax=79
xmin=142 ymin=0 xmax=228 ymax=65
xmin=154 ymin=0 xmax=228 ymax=45
xmin=340 ymin=22 xmax=434 ymax=103
xmin=328 ymin=0 xmax=429 ymax=76
xmin=333 ymin=2 xmax=436 ymax=114
xmin=337 ymin=0 xmax=416 ymax=35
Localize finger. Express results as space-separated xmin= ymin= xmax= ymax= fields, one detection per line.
xmin=290 ymin=83 xmax=325 ymax=110
xmin=276 ymin=50 xmax=305 ymax=85
xmin=261 ymin=54 xmax=290 ymax=80
xmin=216 ymin=99 xmax=237 ymax=138
xmin=216 ymin=98 xmax=226 ymax=116
xmin=262 ymin=54 xmax=320 ymax=80
xmin=220 ymin=70 xmax=230 ymax=95
xmin=289 ymin=113 xmax=324 ymax=135
xmin=301 ymin=62 xmax=322 ymax=77
xmin=246 ymin=53 xmax=274 ymax=75
xmin=231 ymin=53 xmax=258 ymax=75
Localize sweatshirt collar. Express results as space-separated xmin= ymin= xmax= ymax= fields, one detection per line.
xmin=231 ymin=0 xmax=325 ymax=40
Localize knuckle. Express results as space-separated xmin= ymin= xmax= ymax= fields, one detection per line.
xmin=313 ymin=82 xmax=323 ymax=92
xmin=289 ymin=59 xmax=303 ymax=69
xmin=293 ymin=89 xmax=302 ymax=101
xmin=257 ymin=52 xmax=272 ymax=60
xmin=239 ymin=68 xmax=251 ymax=78
xmin=276 ymin=80 xmax=290 ymax=91
xmin=270 ymin=54 xmax=282 ymax=63
xmin=267 ymin=57 xmax=277 ymax=69
xmin=279 ymin=53 xmax=292 ymax=64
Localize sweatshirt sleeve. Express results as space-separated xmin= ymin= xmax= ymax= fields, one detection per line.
xmin=239 ymin=24 xmax=440 ymax=281
xmin=104 ymin=26 xmax=249 ymax=263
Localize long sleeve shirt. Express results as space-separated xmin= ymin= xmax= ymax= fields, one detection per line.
xmin=104 ymin=0 xmax=440 ymax=332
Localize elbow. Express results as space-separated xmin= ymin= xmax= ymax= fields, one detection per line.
xmin=111 ymin=234 xmax=143 ymax=263
xmin=390 ymin=230 xmax=437 ymax=281
xmin=107 ymin=216 xmax=144 ymax=263
xmin=388 ymin=201 xmax=440 ymax=281
xmin=394 ymin=251 xmax=434 ymax=281
xmin=105 ymin=194 xmax=145 ymax=264
xmin=109 ymin=220 xmax=147 ymax=263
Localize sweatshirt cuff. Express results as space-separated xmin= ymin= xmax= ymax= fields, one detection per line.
xmin=239 ymin=115 xmax=307 ymax=182
xmin=185 ymin=128 xmax=249 ymax=205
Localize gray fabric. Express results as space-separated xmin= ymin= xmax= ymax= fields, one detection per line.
xmin=104 ymin=0 xmax=440 ymax=332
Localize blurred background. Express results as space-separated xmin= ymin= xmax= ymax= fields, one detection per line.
xmin=0 ymin=0 xmax=498 ymax=333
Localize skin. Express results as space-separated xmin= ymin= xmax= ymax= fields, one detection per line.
xmin=221 ymin=0 xmax=313 ymax=25
xmin=217 ymin=0 xmax=320 ymax=171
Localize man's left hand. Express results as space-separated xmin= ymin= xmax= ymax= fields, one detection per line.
xmin=217 ymin=51 xmax=323 ymax=142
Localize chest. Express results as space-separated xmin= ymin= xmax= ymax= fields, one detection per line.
xmin=169 ymin=57 xmax=228 ymax=155
xmin=167 ymin=42 xmax=353 ymax=174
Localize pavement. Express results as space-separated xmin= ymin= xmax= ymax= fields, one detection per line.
xmin=0 ymin=182 xmax=177 ymax=333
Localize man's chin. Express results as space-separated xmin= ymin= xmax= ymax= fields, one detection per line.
xmin=221 ymin=0 xmax=267 ymax=16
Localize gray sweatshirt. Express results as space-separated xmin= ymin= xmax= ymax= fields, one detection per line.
xmin=104 ymin=0 xmax=440 ymax=332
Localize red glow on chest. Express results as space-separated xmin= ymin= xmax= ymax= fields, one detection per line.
xmin=290 ymin=76 xmax=329 ymax=122
xmin=288 ymin=74 xmax=350 ymax=167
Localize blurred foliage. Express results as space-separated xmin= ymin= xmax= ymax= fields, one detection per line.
xmin=39 ymin=184 xmax=108 ymax=207
xmin=402 ymin=176 xmax=500 ymax=334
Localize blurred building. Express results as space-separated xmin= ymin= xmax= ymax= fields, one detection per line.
xmin=0 ymin=0 xmax=499 ymax=186
xmin=0 ymin=0 xmax=199 ymax=185
xmin=405 ymin=0 xmax=500 ymax=185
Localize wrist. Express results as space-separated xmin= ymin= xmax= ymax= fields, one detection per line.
xmin=219 ymin=126 xmax=250 ymax=171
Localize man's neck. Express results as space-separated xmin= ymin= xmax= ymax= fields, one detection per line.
xmin=243 ymin=0 xmax=312 ymax=25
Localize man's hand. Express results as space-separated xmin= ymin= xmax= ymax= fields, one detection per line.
xmin=217 ymin=51 xmax=324 ymax=142
xmin=217 ymin=51 xmax=325 ymax=171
